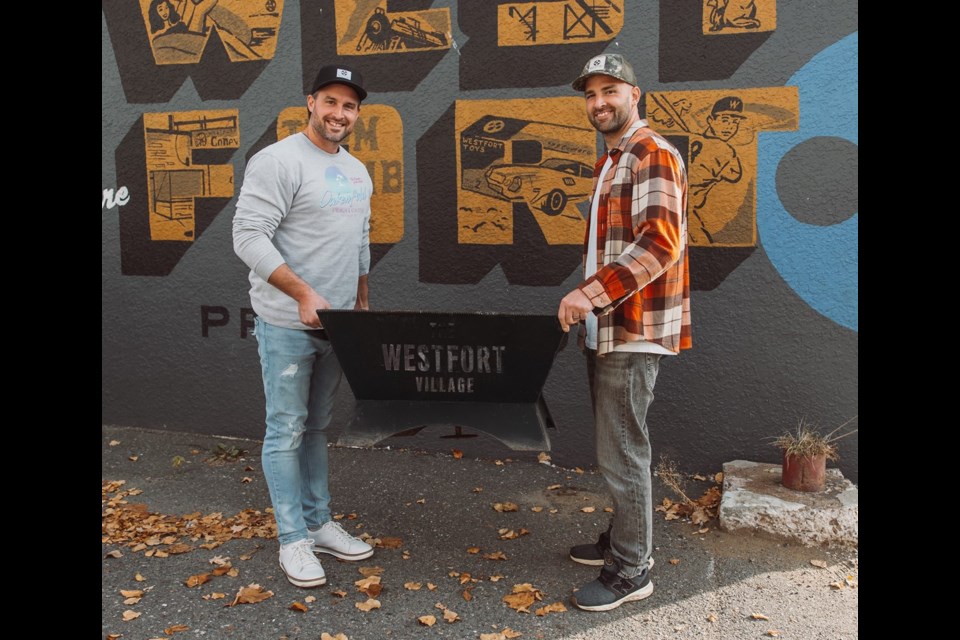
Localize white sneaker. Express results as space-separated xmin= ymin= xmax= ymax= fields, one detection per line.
xmin=279 ymin=538 xmax=326 ymax=587
xmin=308 ymin=521 xmax=375 ymax=561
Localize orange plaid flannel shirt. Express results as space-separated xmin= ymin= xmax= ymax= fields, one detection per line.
xmin=577 ymin=120 xmax=692 ymax=356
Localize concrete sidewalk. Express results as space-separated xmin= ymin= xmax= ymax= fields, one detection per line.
xmin=102 ymin=426 xmax=858 ymax=640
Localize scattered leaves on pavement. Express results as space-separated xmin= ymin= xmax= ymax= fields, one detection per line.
xmin=467 ymin=547 xmax=481 ymax=554
xmin=321 ymin=634 xmax=348 ymax=640
xmin=669 ymin=558 xmax=680 ymax=565
xmin=502 ymin=583 xmax=543 ymax=613
xmin=121 ymin=610 xmax=140 ymax=621
xmin=442 ymin=609 xmax=459 ymax=623
xmin=305 ymin=595 xmax=317 ymax=603
xmin=418 ymin=615 xmax=437 ymax=627
xmin=120 ymin=590 xmax=143 ymax=598
xmin=530 ymin=506 xmax=543 ymax=513
xmin=480 ymin=628 xmax=522 ymax=640
xmin=493 ymin=502 xmax=519 ymax=513
xmin=289 ymin=601 xmax=308 ymax=613
xmin=473 ymin=487 xmax=483 ymax=493
xmin=580 ymin=507 xmax=596 ymax=513
xmin=229 ymin=584 xmax=273 ymax=606
xmin=378 ymin=537 xmax=403 ymax=549
xmin=134 ymin=573 xmax=145 ymax=582
xmin=185 ymin=573 xmax=210 ymax=588
xmin=452 ymin=449 xmax=464 ymax=459
xmin=766 ymin=630 xmax=781 ymax=637
xmin=163 ymin=625 xmax=189 ymax=634
xmin=355 ymin=576 xmax=382 ymax=597
xmin=483 ymin=551 xmax=507 ymax=561
xmin=404 ymin=582 xmax=422 ymax=590
xmin=751 ymin=613 xmax=770 ymax=620
xmin=535 ymin=602 xmax=567 ymax=616
xmin=202 ymin=592 xmax=226 ymax=600
xmin=462 ymin=587 xmax=474 ymax=601
xmin=427 ymin=583 xmax=437 ymax=591
xmin=105 ymin=550 xmax=123 ymax=559
xmin=331 ymin=590 xmax=347 ymax=598
xmin=546 ymin=484 xmax=561 ymax=491
xmin=498 ymin=528 xmax=530 ymax=540
xmin=358 ymin=566 xmax=384 ymax=577
xmin=109 ymin=440 xmax=121 ymax=446
xmin=537 ymin=452 xmax=551 ymax=464
xmin=355 ymin=598 xmax=381 ymax=612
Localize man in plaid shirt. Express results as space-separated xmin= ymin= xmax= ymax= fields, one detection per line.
xmin=558 ymin=53 xmax=692 ymax=612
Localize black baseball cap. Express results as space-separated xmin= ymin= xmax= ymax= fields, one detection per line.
xmin=310 ymin=64 xmax=367 ymax=102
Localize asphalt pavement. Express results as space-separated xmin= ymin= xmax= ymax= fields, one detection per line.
xmin=102 ymin=425 xmax=858 ymax=640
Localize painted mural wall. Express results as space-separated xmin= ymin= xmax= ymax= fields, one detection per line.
xmin=102 ymin=0 xmax=859 ymax=481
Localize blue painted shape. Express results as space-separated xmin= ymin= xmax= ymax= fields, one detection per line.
xmin=757 ymin=32 xmax=858 ymax=331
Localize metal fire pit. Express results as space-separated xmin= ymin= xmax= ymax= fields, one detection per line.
xmin=317 ymin=310 xmax=566 ymax=450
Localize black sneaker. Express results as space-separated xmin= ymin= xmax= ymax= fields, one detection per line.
xmin=569 ymin=526 xmax=654 ymax=569
xmin=571 ymin=553 xmax=653 ymax=612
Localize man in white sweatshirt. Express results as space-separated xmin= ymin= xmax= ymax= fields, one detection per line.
xmin=233 ymin=64 xmax=374 ymax=588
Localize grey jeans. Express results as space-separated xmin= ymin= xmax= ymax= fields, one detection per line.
xmin=587 ymin=349 xmax=661 ymax=579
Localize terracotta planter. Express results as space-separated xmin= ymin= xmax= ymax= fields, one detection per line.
xmin=781 ymin=453 xmax=827 ymax=492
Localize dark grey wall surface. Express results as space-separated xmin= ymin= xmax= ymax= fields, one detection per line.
xmin=102 ymin=1 xmax=858 ymax=481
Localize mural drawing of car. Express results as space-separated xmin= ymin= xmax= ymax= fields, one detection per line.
xmin=484 ymin=157 xmax=593 ymax=215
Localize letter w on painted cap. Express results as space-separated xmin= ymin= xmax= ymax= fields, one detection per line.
xmin=311 ymin=64 xmax=367 ymax=101
xmin=571 ymin=53 xmax=637 ymax=91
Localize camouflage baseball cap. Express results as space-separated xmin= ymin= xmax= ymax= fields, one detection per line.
xmin=572 ymin=53 xmax=637 ymax=92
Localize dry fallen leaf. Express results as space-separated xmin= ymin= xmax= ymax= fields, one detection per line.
xmin=693 ymin=474 xmax=707 ymax=481
xmin=604 ymin=507 xmax=614 ymax=513
xmin=128 ymin=455 xmax=139 ymax=462
xmin=358 ymin=566 xmax=384 ymax=576
xmin=452 ymin=449 xmax=464 ymax=459
xmin=535 ymin=602 xmax=567 ymax=616
xmin=546 ymin=484 xmax=561 ymax=491
xmin=706 ymin=613 xmax=718 ymax=622
xmin=417 ymin=615 xmax=437 ymax=627
xmin=134 ymin=573 xmax=145 ymax=582
xmin=538 ymin=452 xmax=551 ymax=464
xmin=209 ymin=555 xmax=230 ymax=566
xmin=494 ymin=460 xmax=505 ymax=466
xmin=483 ymin=551 xmax=508 ymax=561
xmin=241 ymin=477 xmax=253 ymax=484
xmin=289 ymin=601 xmax=308 ymax=613
xmin=467 ymin=547 xmax=481 ymax=554
xmin=202 ymin=592 xmax=226 ymax=600
xmin=502 ymin=583 xmax=543 ymax=613
xmin=489 ymin=575 xmax=503 ymax=582
xmin=105 ymin=550 xmax=123 ymax=559
xmin=211 ymin=563 xmax=233 ymax=576
xmin=122 ymin=597 xmax=141 ymax=605
xmin=810 ymin=559 xmax=829 ymax=569
xmin=109 ymin=440 xmax=121 ymax=446
xmin=473 ymin=487 xmax=483 ymax=493
xmin=461 ymin=587 xmax=474 ymax=602
xmin=416 ymin=498 xmax=426 ymax=504
xmin=715 ymin=472 xmax=724 ymax=483
xmin=751 ymin=613 xmax=770 ymax=620
xmin=163 ymin=625 xmax=189 ymax=634
xmin=120 ymin=590 xmax=143 ymax=598
xmin=442 ymin=608 xmax=459 ymax=623
xmin=320 ymin=634 xmax=348 ymax=640
xmin=829 ymin=581 xmax=845 ymax=590
xmin=573 ymin=467 xmax=584 ymax=474
xmin=229 ymin=583 xmax=273 ymax=606
xmin=435 ymin=602 xmax=447 ymax=610
xmin=355 ymin=598 xmax=381 ymax=612
xmin=548 ymin=508 xmax=558 ymax=514
xmin=165 ymin=543 xmax=193 ymax=555
xmin=121 ymin=610 xmax=140 ymax=622
xmin=355 ymin=576 xmax=382 ymax=597
xmin=402 ymin=550 xmax=411 ymax=560
xmin=530 ymin=506 xmax=543 ymax=513
xmin=427 ymin=583 xmax=437 ymax=591
xmin=669 ymin=558 xmax=680 ymax=565
xmin=226 ymin=567 xmax=239 ymax=577
xmin=305 ymin=595 xmax=317 ymax=603
xmin=185 ymin=573 xmax=211 ymax=588
xmin=493 ymin=502 xmax=519 ymax=513
xmin=378 ymin=537 xmax=403 ymax=549
xmin=580 ymin=506 xmax=596 ymax=513
xmin=767 ymin=631 xmax=781 ymax=637
xmin=331 ymin=590 xmax=347 ymax=598
xmin=404 ymin=582 xmax=422 ymax=591
xmin=106 ymin=635 xmax=121 ymax=640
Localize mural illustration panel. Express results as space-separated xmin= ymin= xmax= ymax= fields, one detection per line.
xmin=456 ymin=98 xmax=595 ymax=246
xmin=646 ymin=87 xmax=797 ymax=246
xmin=143 ymin=110 xmax=238 ymax=242
xmin=139 ymin=0 xmax=284 ymax=65
xmin=702 ymin=0 xmax=775 ymax=34
xmin=498 ymin=0 xmax=624 ymax=46
xmin=333 ymin=0 xmax=450 ymax=55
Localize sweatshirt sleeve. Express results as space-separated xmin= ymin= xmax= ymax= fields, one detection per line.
xmin=232 ymin=152 xmax=295 ymax=282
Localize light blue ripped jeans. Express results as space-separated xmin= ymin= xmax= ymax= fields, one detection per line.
xmin=587 ymin=349 xmax=661 ymax=579
xmin=254 ymin=317 xmax=342 ymax=546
